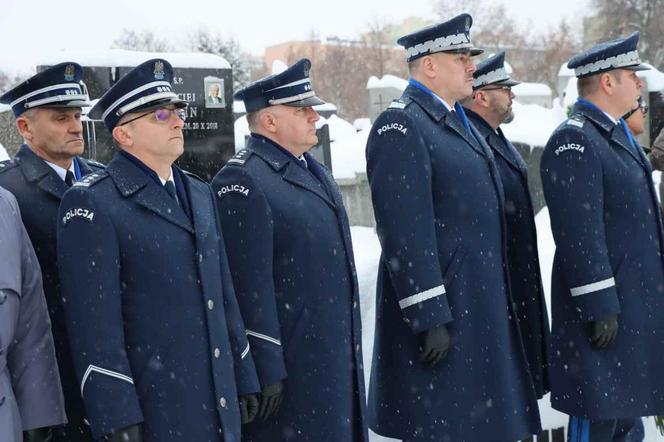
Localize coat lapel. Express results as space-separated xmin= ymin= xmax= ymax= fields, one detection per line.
xmin=495 ymin=129 xmax=529 ymax=177
xmin=180 ymin=169 xmax=212 ymax=242
xmin=405 ymin=86 xmax=488 ymax=159
xmin=248 ymin=134 xmax=336 ymax=209
xmin=282 ymin=163 xmax=336 ymax=209
xmin=575 ymin=101 xmax=646 ymax=170
xmin=16 ymin=145 xmax=68 ymax=200
xmin=443 ymin=112 xmax=488 ymax=158
xmin=610 ymin=125 xmax=646 ymax=168
xmin=107 ymin=154 xmax=194 ymax=233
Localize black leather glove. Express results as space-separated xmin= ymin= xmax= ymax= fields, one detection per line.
xmin=105 ymin=424 xmax=142 ymax=442
xmin=419 ymin=324 xmax=450 ymax=367
xmin=239 ymin=393 xmax=259 ymax=424
xmin=258 ymin=381 xmax=285 ymax=420
xmin=23 ymin=427 xmax=53 ymax=442
xmin=589 ymin=315 xmax=619 ymax=349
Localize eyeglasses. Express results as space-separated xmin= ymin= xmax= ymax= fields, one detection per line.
xmin=623 ymin=97 xmax=648 ymax=120
xmin=639 ymin=96 xmax=649 ymax=115
xmin=118 ymin=107 xmax=187 ymax=126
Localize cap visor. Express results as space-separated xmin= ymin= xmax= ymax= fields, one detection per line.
xmin=130 ymin=97 xmax=187 ymax=114
xmin=42 ymin=100 xmax=91 ymax=109
xmin=624 ymin=63 xmax=650 ymax=72
xmin=283 ymin=95 xmax=325 ymax=107
xmin=496 ymin=79 xmax=520 ymax=87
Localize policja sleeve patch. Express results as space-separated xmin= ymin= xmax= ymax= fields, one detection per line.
xmin=376 ymin=122 xmax=408 ymax=136
xmin=217 ymin=184 xmax=250 ymax=198
xmin=554 ymin=143 xmax=585 ymax=156
xmin=62 ymin=207 xmax=95 ymax=224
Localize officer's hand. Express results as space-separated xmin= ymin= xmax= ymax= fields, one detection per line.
xmin=23 ymin=427 xmax=53 ymax=442
xmin=105 ymin=424 xmax=143 ymax=442
xmin=589 ymin=315 xmax=618 ymax=349
xmin=258 ymin=381 xmax=285 ymax=420
xmin=239 ymin=393 xmax=259 ymax=424
xmin=419 ymin=324 xmax=450 ymax=367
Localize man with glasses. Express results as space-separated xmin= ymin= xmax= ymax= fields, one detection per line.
xmin=0 ymin=62 xmax=104 ymax=442
xmin=56 ymin=58 xmax=259 ymax=442
xmin=461 ymin=51 xmax=550 ymax=400
xmin=541 ymin=33 xmax=662 ymax=441
xmin=365 ymin=14 xmax=542 ymax=442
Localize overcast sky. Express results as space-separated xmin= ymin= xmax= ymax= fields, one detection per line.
xmin=1 ymin=0 xmax=590 ymax=75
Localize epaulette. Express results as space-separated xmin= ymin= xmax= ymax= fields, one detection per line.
xmin=387 ymin=98 xmax=411 ymax=110
xmin=73 ymin=170 xmax=109 ymax=188
xmin=84 ymin=158 xmax=106 ymax=169
xmin=565 ymin=114 xmax=585 ymax=128
xmin=182 ymin=169 xmax=206 ymax=183
xmin=226 ymin=149 xmax=253 ymax=166
xmin=0 ymin=159 xmax=18 ymax=174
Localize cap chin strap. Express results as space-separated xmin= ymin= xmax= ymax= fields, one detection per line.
xmin=268 ymin=91 xmax=316 ymax=105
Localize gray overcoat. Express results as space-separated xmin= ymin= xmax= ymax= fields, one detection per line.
xmin=0 ymin=185 xmax=66 ymax=441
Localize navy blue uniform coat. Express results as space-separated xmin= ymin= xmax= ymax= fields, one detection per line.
xmin=211 ymin=135 xmax=368 ymax=441
xmin=56 ymin=152 xmax=259 ymax=441
xmin=541 ymin=100 xmax=664 ymax=419
xmin=0 ymin=144 xmax=103 ymax=441
xmin=365 ymin=84 xmax=541 ymax=442
xmin=465 ymin=108 xmax=551 ymax=398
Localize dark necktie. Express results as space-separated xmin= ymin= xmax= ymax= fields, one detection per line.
xmin=65 ymin=170 xmax=75 ymax=187
xmin=164 ymin=181 xmax=179 ymax=206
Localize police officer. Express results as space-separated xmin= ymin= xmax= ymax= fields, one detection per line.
xmin=365 ymin=14 xmax=542 ymax=441
xmin=461 ymin=51 xmax=550 ymax=399
xmin=540 ymin=33 xmax=660 ymax=442
xmin=0 ymin=62 xmax=104 ymax=442
xmin=211 ymin=59 xmax=368 ymax=441
xmin=0 ymin=185 xmax=66 ymax=442
xmin=56 ymin=58 xmax=259 ymax=442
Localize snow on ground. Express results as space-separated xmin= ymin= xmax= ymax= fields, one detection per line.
xmin=513 ymin=82 xmax=552 ymax=97
xmin=330 ymin=127 xmax=368 ymax=180
xmin=352 ymin=214 xmax=664 ymax=440
xmin=502 ymin=100 xmax=567 ymax=148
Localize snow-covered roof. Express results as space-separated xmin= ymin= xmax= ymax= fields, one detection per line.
xmin=35 ymin=50 xmax=231 ymax=69
xmin=638 ymin=63 xmax=664 ymax=92
xmin=366 ymin=75 xmax=408 ymax=91
xmin=512 ymin=82 xmax=552 ymax=97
